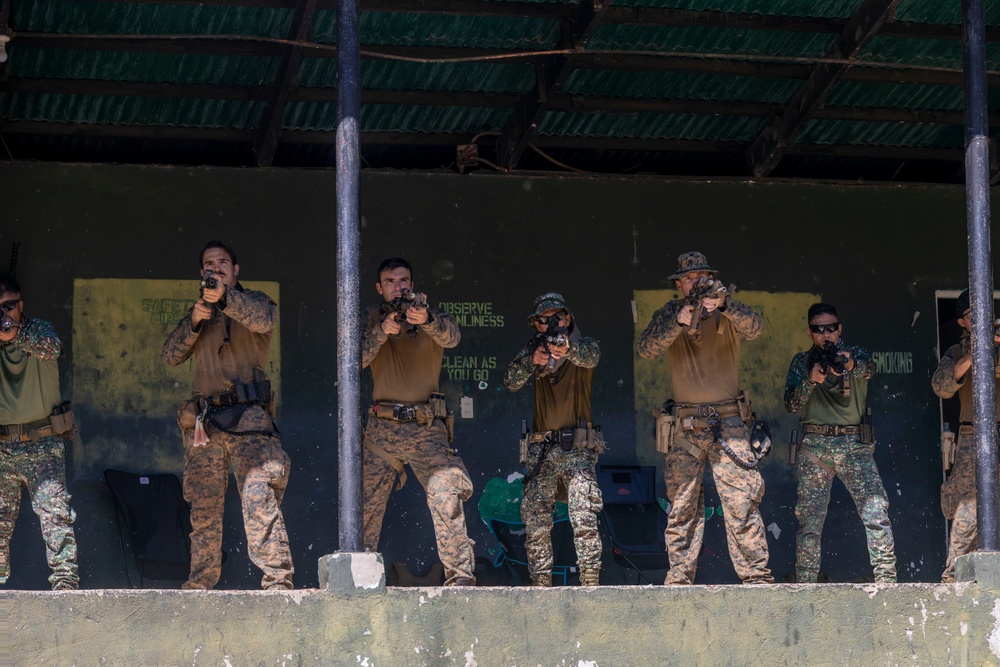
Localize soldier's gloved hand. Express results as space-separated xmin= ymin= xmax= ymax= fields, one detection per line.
xmin=677 ymin=304 xmax=695 ymax=326
xmin=381 ymin=313 xmax=402 ymax=335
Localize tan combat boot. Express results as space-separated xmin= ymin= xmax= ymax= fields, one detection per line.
xmin=531 ymin=573 xmax=552 ymax=587
xmin=579 ymin=567 xmax=600 ymax=587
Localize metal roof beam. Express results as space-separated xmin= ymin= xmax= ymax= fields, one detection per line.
xmin=745 ymin=0 xmax=902 ymax=178
xmin=253 ymin=0 xmax=316 ymax=166
xmin=495 ymin=0 xmax=612 ymax=170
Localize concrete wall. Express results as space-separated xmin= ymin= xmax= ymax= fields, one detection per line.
xmin=0 ymin=163 xmax=986 ymax=589
xmin=6 ymin=581 xmax=1000 ymax=666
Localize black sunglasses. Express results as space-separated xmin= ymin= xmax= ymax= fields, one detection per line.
xmin=808 ymin=323 xmax=840 ymax=335
xmin=0 ymin=299 xmax=19 ymax=313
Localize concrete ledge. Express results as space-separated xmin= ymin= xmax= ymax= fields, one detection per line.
xmin=955 ymin=550 xmax=1000 ymax=589
xmin=5 ymin=582 xmax=1000 ymax=666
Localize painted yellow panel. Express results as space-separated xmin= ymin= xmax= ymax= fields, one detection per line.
xmin=633 ymin=289 xmax=821 ymax=475
xmin=72 ymin=278 xmax=281 ymax=472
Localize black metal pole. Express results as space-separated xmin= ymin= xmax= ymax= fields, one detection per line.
xmin=963 ymin=0 xmax=999 ymax=552
xmin=336 ymin=0 xmax=363 ymax=553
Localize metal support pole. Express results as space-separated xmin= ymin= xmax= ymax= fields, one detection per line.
xmin=963 ymin=0 xmax=1000 ymax=552
xmin=336 ymin=0 xmax=363 ymax=553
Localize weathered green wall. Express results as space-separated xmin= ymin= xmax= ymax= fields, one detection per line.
xmin=5 ymin=582 xmax=1000 ymax=666
xmin=0 ymin=162 xmax=987 ymax=589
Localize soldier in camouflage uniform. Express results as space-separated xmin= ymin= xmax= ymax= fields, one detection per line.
xmin=504 ymin=293 xmax=604 ymax=587
xmin=932 ymin=289 xmax=1000 ymax=583
xmin=784 ymin=303 xmax=896 ymax=584
xmin=638 ymin=252 xmax=773 ymax=585
xmin=362 ymin=257 xmax=476 ymax=586
xmin=0 ymin=275 xmax=79 ymax=590
xmin=163 ymin=241 xmax=293 ymax=590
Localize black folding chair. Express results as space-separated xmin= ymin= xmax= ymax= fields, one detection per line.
xmin=104 ymin=469 xmax=193 ymax=588
xmin=597 ymin=464 xmax=670 ymax=585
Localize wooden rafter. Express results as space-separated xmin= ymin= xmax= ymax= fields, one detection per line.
xmin=745 ymin=0 xmax=903 ymax=178
xmin=495 ymin=0 xmax=612 ymax=170
xmin=253 ymin=0 xmax=316 ymax=166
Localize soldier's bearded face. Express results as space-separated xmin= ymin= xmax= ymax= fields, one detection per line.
xmin=376 ymin=267 xmax=413 ymax=302
xmin=201 ymin=247 xmax=239 ymax=287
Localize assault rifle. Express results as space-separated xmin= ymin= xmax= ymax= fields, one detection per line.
xmin=381 ymin=288 xmax=428 ymax=337
xmin=807 ymin=340 xmax=851 ymax=376
xmin=200 ymin=269 xmax=219 ymax=290
xmin=530 ymin=313 xmax=569 ymax=380
xmin=685 ymin=275 xmax=730 ymax=338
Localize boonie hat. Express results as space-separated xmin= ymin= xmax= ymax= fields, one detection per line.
xmin=668 ymin=251 xmax=719 ymax=281
xmin=529 ymin=292 xmax=568 ymax=324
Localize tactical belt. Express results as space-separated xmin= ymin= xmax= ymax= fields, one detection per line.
xmin=371 ymin=403 xmax=435 ymax=425
xmin=803 ymin=424 xmax=860 ymax=436
xmin=0 ymin=417 xmax=54 ymax=442
xmin=200 ymin=390 xmax=269 ymax=409
xmin=675 ymin=402 xmax=741 ymax=432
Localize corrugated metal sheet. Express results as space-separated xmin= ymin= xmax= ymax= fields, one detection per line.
xmin=588 ymin=24 xmax=833 ymax=56
xmin=537 ymin=110 xmax=769 ymax=141
xmin=563 ymin=69 xmax=800 ymax=103
xmin=283 ymin=101 xmax=510 ymax=134
xmin=798 ymin=119 xmax=958 ymax=147
xmin=860 ymin=36 xmax=1000 ymax=70
xmin=13 ymin=0 xmax=292 ymax=36
xmin=894 ymin=0 xmax=1000 ymax=26
xmin=826 ymin=80 xmax=963 ymax=111
xmin=311 ymin=10 xmax=561 ymax=49
xmin=8 ymin=47 xmax=278 ymax=87
xmin=0 ymin=92 xmax=261 ymax=129
xmin=611 ymin=0 xmax=862 ymax=18
xmin=298 ymin=59 xmax=535 ymax=94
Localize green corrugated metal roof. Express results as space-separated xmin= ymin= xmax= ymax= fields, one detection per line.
xmin=1 ymin=0 xmax=996 ymax=181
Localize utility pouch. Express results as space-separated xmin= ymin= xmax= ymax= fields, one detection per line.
xmin=429 ymin=392 xmax=448 ymax=419
xmin=49 ymin=401 xmax=76 ymax=436
xmin=736 ymin=390 xmax=752 ymax=424
xmin=653 ymin=409 xmax=676 ymax=455
xmin=558 ymin=428 xmax=575 ymax=452
xmin=177 ymin=399 xmax=199 ymax=430
xmin=941 ymin=423 xmax=956 ymax=474
xmin=859 ymin=407 xmax=876 ymax=445
xmin=519 ymin=419 xmax=529 ymax=464
xmin=574 ymin=426 xmax=606 ymax=454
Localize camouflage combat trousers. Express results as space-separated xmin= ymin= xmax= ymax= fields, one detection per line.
xmin=181 ymin=405 xmax=294 ymax=590
xmin=0 ymin=435 xmax=79 ymax=590
xmin=663 ymin=415 xmax=772 ymax=585
xmin=521 ymin=443 xmax=603 ymax=580
xmin=941 ymin=432 xmax=980 ymax=583
xmin=796 ymin=434 xmax=896 ymax=583
xmin=363 ymin=416 xmax=476 ymax=586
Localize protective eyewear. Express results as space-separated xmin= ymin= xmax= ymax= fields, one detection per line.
xmin=0 ymin=299 xmax=19 ymax=313
xmin=808 ymin=323 xmax=840 ymax=335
